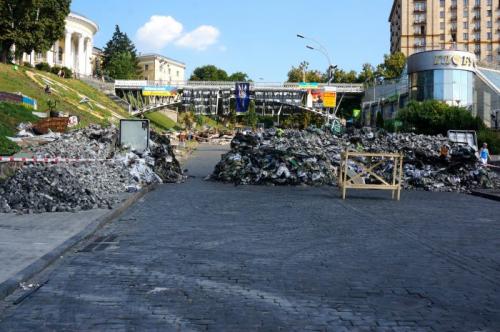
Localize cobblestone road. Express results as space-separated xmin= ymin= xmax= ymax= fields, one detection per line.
xmin=0 ymin=144 xmax=499 ymax=331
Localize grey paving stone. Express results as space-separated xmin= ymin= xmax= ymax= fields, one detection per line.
xmin=0 ymin=144 xmax=499 ymax=331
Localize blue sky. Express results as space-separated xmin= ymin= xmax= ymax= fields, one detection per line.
xmin=71 ymin=0 xmax=394 ymax=81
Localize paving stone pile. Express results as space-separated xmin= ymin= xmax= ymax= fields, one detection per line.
xmin=0 ymin=125 xmax=183 ymax=214
xmin=212 ymin=128 xmax=343 ymax=186
xmin=211 ymin=128 xmax=500 ymax=192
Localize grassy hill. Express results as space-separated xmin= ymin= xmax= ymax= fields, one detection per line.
xmin=0 ymin=103 xmax=39 ymax=155
xmin=0 ymin=63 xmax=131 ymax=125
xmin=0 ymin=63 xmax=180 ymax=154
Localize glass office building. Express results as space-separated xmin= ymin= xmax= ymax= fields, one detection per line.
xmin=362 ymin=49 xmax=499 ymax=128
xmin=408 ymin=50 xmax=477 ymax=107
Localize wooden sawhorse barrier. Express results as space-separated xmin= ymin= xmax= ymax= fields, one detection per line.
xmin=338 ymin=151 xmax=404 ymax=200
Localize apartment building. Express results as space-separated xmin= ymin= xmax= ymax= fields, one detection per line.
xmin=137 ymin=53 xmax=186 ymax=83
xmin=390 ymin=0 xmax=500 ymax=65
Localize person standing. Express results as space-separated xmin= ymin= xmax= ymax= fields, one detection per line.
xmin=479 ymin=143 xmax=490 ymax=166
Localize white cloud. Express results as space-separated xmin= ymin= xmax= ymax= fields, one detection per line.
xmin=175 ymin=25 xmax=220 ymax=51
xmin=136 ymin=15 xmax=183 ymax=50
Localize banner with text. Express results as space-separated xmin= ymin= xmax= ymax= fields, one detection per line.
xmin=235 ymin=83 xmax=250 ymax=113
xmin=142 ymin=86 xmax=177 ymax=97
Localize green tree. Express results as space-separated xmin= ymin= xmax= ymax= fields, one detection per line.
xmin=245 ymin=100 xmax=258 ymax=129
xmin=106 ymin=52 xmax=139 ymax=80
xmin=102 ymin=25 xmax=139 ymax=79
xmin=228 ymin=71 xmax=249 ymax=82
xmin=357 ymin=63 xmax=376 ymax=83
xmin=377 ymin=52 xmax=406 ymax=80
xmin=190 ymin=65 xmax=228 ymax=81
xmin=287 ymin=61 xmax=325 ymax=83
xmin=332 ymin=69 xmax=358 ymax=83
xmin=376 ymin=112 xmax=384 ymax=128
xmin=0 ymin=0 xmax=70 ymax=63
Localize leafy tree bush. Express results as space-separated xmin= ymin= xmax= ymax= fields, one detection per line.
xmin=245 ymin=100 xmax=258 ymax=129
xmin=51 ymin=66 xmax=61 ymax=75
xmin=102 ymin=26 xmax=140 ymax=79
xmin=397 ymin=100 xmax=484 ymax=135
xmin=61 ymin=66 xmax=72 ymax=79
xmin=0 ymin=0 xmax=71 ymax=63
xmin=35 ymin=62 xmax=51 ymax=72
xmin=376 ymin=112 xmax=384 ymax=128
xmin=23 ymin=62 xmax=33 ymax=68
xmin=478 ymin=129 xmax=500 ymax=155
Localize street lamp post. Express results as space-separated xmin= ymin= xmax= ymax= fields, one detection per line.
xmin=297 ymin=34 xmax=336 ymax=84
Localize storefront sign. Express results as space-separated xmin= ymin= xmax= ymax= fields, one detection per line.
xmin=433 ymin=54 xmax=476 ymax=68
xmin=408 ymin=50 xmax=477 ymax=74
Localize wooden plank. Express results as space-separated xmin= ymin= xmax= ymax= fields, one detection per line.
xmin=343 ymin=184 xmax=400 ymax=190
xmin=341 ymin=152 xmax=401 ymax=158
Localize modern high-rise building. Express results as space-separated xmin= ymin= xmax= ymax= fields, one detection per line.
xmin=389 ymin=0 xmax=500 ymax=65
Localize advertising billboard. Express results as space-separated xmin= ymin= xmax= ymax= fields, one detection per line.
xmin=305 ymin=87 xmax=337 ymax=109
xmin=323 ymin=87 xmax=337 ymax=108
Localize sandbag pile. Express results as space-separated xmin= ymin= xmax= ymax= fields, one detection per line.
xmin=0 ymin=125 xmax=183 ymax=214
xmin=211 ymin=128 xmax=499 ymax=192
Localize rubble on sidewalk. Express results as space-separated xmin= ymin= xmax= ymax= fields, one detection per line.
xmin=0 ymin=125 xmax=183 ymax=214
xmin=210 ymin=128 xmax=500 ymax=192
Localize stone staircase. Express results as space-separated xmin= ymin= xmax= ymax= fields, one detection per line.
xmin=79 ymin=76 xmax=130 ymax=113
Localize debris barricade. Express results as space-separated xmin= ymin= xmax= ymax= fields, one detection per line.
xmin=210 ymin=128 xmax=500 ymax=192
xmin=0 ymin=125 xmax=184 ymax=214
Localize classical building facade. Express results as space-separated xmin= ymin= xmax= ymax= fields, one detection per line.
xmin=21 ymin=12 xmax=98 ymax=76
xmin=137 ymin=53 xmax=186 ymax=83
xmin=390 ymin=0 xmax=499 ymax=65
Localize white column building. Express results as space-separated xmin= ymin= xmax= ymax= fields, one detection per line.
xmin=21 ymin=12 xmax=99 ymax=77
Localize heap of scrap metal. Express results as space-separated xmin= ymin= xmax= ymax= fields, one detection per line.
xmin=0 ymin=125 xmax=183 ymax=214
xmin=211 ymin=128 xmax=499 ymax=192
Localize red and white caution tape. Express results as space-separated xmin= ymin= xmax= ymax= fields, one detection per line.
xmin=0 ymin=156 xmax=113 ymax=163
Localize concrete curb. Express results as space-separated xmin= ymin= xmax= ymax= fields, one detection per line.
xmin=471 ymin=190 xmax=500 ymax=202
xmin=0 ymin=184 xmax=157 ymax=301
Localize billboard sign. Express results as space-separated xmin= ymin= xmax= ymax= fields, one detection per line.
xmin=323 ymin=86 xmax=337 ymax=108
xmin=142 ymin=86 xmax=177 ymax=97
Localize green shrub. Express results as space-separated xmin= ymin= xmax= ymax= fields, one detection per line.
xmin=397 ymin=100 xmax=484 ymax=135
xmin=0 ymin=136 xmax=20 ymax=156
xmin=51 ymin=66 xmax=60 ymax=74
xmin=61 ymin=66 xmax=73 ymax=78
xmin=384 ymin=119 xmax=397 ymax=132
xmin=23 ymin=62 xmax=33 ymax=68
xmin=35 ymin=62 xmax=51 ymax=72
xmin=376 ymin=112 xmax=384 ymax=128
xmin=478 ymin=129 xmax=500 ymax=155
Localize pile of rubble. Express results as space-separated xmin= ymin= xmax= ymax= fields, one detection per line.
xmin=212 ymin=129 xmax=343 ymax=186
xmin=211 ymin=128 xmax=500 ymax=192
xmin=0 ymin=125 xmax=183 ymax=214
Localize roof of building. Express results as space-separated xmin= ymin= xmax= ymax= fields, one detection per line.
xmin=478 ymin=67 xmax=500 ymax=92
xmin=68 ymin=12 xmax=99 ymax=33
xmin=137 ymin=53 xmax=186 ymax=67
xmin=389 ymin=0 xmax=399 ymax=22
